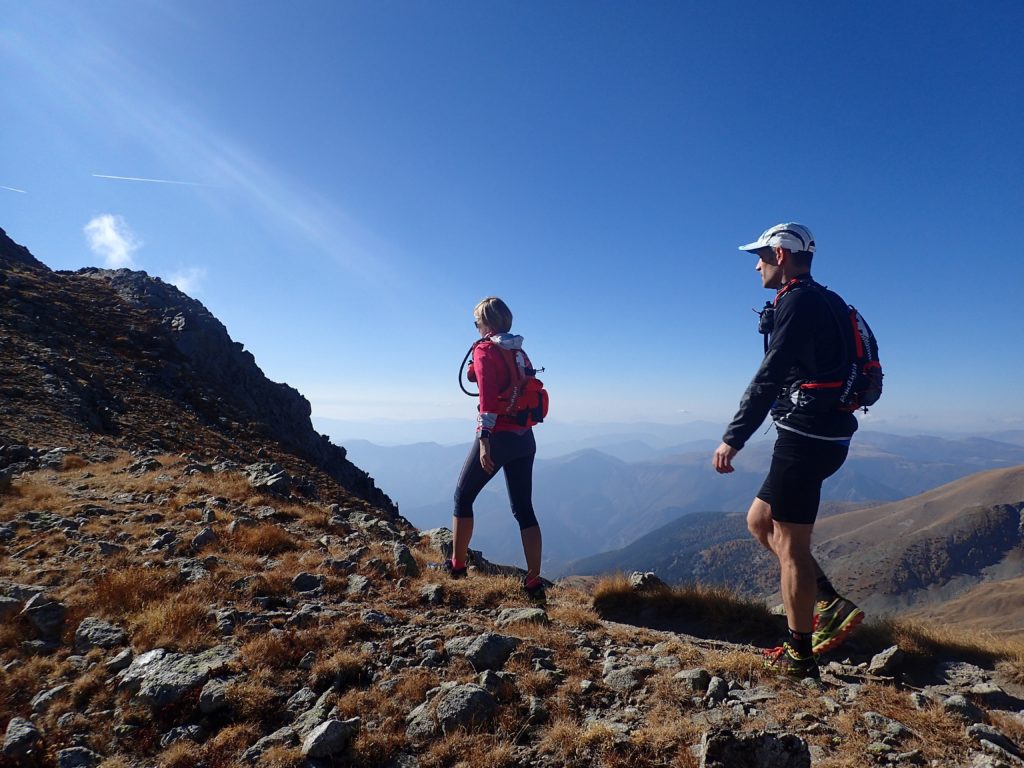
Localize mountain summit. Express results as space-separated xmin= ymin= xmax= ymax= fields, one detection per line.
xmin=0 ymin=226 xmax=393 ymax=514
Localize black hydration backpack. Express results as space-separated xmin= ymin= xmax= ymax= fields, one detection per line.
xmin=759 ymin=282 xmax=883 ymax=413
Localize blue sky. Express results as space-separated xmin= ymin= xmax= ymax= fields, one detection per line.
xmin=3 ymin=1 xmax=1022 ymax=439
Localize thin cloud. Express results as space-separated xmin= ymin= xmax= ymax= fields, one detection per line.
xmin=167 ymin=266 xmax=207 ymax=294
xmin=93 ymin=173 xmax=205 ymax=187
xmin=1 ymin=185 xmax=27 ymax=194
xmin=84 ymin=214 xmax=141 ymax=268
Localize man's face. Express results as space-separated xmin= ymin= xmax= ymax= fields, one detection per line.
xmin=755 ymin=247 xmax=784 ymax=289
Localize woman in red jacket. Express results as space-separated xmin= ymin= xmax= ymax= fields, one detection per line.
xmin=446 ymin=297 xmax=545 ymax=601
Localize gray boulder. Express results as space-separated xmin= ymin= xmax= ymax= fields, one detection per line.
xmin=868 ymin=645 xmax=904 ymax=676
xmin=302 ymin=718 xmax=361 ymax=757
xmin=118 ymin=645 xmax=238 ymax=707
xmin=20 ymin=593 xmax=66 ymax=638
xmin=74 ymin=617 xmax=127 ymax=651
xmin=700 ymin=729 xmax=811 ymax=768
xmin=603 ymin=666 xmax=647 ymax=694
xmin=445 ymin=632 xmax=520 ymax=671
xmin=57 ymin=746 xmax=102 ymax=767
xmin=967 ymin=724 xmax=1023 ymax=759
xmin=293 ymin=689 xmax=337 ymax=738
xmin=159 ymin=724 xmax=205 ymax=748
xmin=292 ymin=572 xmax=324 ymax=592
xmin=246 ymin=462 xmax=291 ymax=495
xmin=199 ymin=678 xmax=231 ymax=714
xmin=436 ymin=685 xmax=497 ymax=734
xmin=393 ymin=543 xmax=420 ymax=577
xmin=30 ymin=683 xmax=69 ymax=714
xmin=240 ymin=727 xmax=297 ymax=764
xmin=191 ymin=526 xmax=217 ymax=550
xmin=630 ymin=571 xmax=668 ymax=591
xmin=3 ymin=717 xmax=41 ymax=758
xmin=495 ymin=608 xmax=549 ymax=628
xmin=0 ymin=595 xmax=21 ymax=622
xmin=675 ymin=668 xmax=712 ymax=693
xmin=943 ymin=694 xmax=986 ymax=724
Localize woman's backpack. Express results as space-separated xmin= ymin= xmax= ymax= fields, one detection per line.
xmin=459 ymin=341 xmax=549 ymax=427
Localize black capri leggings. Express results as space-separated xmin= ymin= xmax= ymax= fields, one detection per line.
xmin=453 ymin=430 xmax=538 ymax=530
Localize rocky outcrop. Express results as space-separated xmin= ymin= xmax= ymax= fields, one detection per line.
xmin=0 ymin=227 xmax=395 ymax=514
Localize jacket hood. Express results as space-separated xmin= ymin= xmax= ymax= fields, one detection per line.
xmin=486 ymin=333 xmax=524 ymax=350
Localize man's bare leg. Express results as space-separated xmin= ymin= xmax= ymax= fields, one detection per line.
xmin=771 ymin=520 xmax=817 ymax=634
xmin=746 ymin=498 xmax=827 ymax=581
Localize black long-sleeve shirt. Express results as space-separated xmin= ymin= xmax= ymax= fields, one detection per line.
xmin=723 ymin=275 xmax=858 ymax=450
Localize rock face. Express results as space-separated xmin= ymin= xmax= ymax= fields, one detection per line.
xmin=700 ymin=730 xmax=811 ymax=768
xmin=117 ymin=646 xmax=238 ymax=707
xmin=0 ymin=226 xmax=394 ymax=514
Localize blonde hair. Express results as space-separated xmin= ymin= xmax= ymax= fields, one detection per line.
xmin=474 ymin=297 xmax=513 ymax=333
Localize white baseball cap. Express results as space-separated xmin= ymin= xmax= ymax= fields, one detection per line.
xmin=738 ymin=222 xmax=816 ymax=254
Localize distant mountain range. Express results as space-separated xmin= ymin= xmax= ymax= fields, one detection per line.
xmin=564 ymin=465 xmax=1024 ymax=632
xmin=332 ymin=430 xmax=1024 ymax=573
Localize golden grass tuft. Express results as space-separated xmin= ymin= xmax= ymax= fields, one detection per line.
xmin=593 ymin=572 xmax=776 ymax=641
xmin=230 ymin=523 xmax=297 ymax=556
xmin=60 ymin=454 xmax=89 ymax=471
xmin=309 ymin=649 xmax=372 ymax=691
xmin=259 ymin=746 xmax=306 ymax=768
xmin=239 ymin=630 xmax=314 ymax=670
xmin=226 ymin=668 xmax=282 ymax=723
xmin=128 ymin=586 xmax=216 ymax=651
xmin=157 ymin=742 xmax=203 ymax=768
xmin=857 ymin=615 xmax=1024 ymax=669
xmin=90 ymin=565 xmax=178 ymax=616
xmin=419 ymin=733 xmax=517 ymax=768
xmin=0 ymin=478 xmax=73 ymax=520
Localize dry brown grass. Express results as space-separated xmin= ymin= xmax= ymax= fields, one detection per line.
xmin=419 ymin=733 xmax=518 ymax=768
xmin=203 ymin=722 xmax=261 ymax=764
xmin=157 ymin=741 xmax=203 ymax=768
xmin=857 ymin=615 xmax=1024 ymax=670
xmin=812 ymin=681 xmax=974 ymax=768
xmin=701 ymin=648 xmax=765 ymax=684
xmin=89 ymin=565 xmax=178 ymax=616
xmin=60 ymin=454 xmax=89 ymax=471
xmin=593 ymin=573 xmax=775 ymax=642
xmin=68 ymin=661 xmax=116 ymax=710
xmin=97 ymin=757 xmax=134 ymax=768
xmin=230 ymin=523 xmax=297 ymax=556
xmin=239 ymin=631 xmax=314 ymax=670
xmin=0 ymin=478 xmax=73 ymax=520
xmin=128 ymin=585 xmax=217 ymax=651
xmin=259 ymin=746 xmax=306 ymax=768
xmin=329 ymin=668 xmax=443 ymax=765
xmin=0 ymin=655 xmax=65 ymax=717
xmin=620 ymin=700 xmax=700 ymax=768
xmin=549 ymin=596 xmax=602 ymax=631
xmin=309 ymin=649 xmax=372 ymax=691
xmin=538 ymin=718 xmax=622 ymax=768
xmin=226 ymin=667 xmax=283 ymax=723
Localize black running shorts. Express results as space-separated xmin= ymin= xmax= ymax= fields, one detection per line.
xmin=756 ymin=428 xmax=849 ymax=525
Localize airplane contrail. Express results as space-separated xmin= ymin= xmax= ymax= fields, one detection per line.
xmin=92 ymin=174 xmax=204 ymax=187
xmin=1 ymin=185 xmax=27 ymax=194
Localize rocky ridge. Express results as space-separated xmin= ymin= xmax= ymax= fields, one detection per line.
xmin=0 ymin=226 xmax=393 ymax=515
xmin=2 ymin=455 xmax=1024 ymax=768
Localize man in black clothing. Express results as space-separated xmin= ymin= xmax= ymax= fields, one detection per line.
xmin=713 ymin=222 xmax=864 ymax=679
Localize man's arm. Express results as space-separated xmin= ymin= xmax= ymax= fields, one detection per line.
xmin=720 ymin=295 xmax=809 ymax=451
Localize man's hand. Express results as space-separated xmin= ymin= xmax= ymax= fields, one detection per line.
xmin=713 ymin=442 xmax=738 ymax=474
xmin=479 ymin=438 xmax=496 ymax=474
